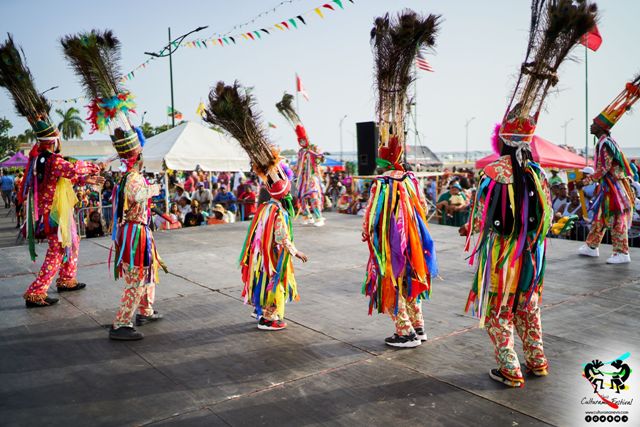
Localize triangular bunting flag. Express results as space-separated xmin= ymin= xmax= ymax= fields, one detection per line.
xmin=315 ymin=8 xmax=324 ymax=18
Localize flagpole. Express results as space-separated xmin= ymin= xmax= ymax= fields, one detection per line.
xmin=584 ymin=44 xmax=589 ymax=165
xmin=413 ymin=55 xmax=418 ymax=168
xmin=295 ymin=74 xmax=300 ymax=115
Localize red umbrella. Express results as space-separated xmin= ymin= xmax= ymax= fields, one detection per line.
xmin=475 ymin=135 xmax=587 ymax=169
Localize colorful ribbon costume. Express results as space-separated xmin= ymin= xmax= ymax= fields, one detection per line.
xmin=0 ymin=35 xmax=101 ymax=306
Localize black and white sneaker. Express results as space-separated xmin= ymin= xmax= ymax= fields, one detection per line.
xmin=414 ymin=328 xmax=428 ymax=342
xmin=384 ymin=333 xmax=421 ymax=348
xmin=257 ymin=317 xmax=287 ymax=331
xmin=250 ymin=309 xmax=258 ymax=319
xmin=489 ymin=369 xmax=524 ymax=388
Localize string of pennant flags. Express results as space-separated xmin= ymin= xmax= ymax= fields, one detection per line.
xmin=181 ymin=0 xmax=353 ymax=50
xmin=213 ymin=0 xmax=304 ymax=38
xmin=52 ymin=0 xmax=354 ymax=104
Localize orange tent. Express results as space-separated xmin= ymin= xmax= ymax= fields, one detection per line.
xmin=475 ymin=135 xmax=588 ymax=169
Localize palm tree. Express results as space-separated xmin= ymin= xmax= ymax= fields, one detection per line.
xmin=17 ymin=129 xmax=35 ymax=144
xmin=56 ymin=107 xmax=85 ymax=140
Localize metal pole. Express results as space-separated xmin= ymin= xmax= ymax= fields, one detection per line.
xmin=339 ymin=115 xmax=346 ymax=162
xmin=169 ymin=27 xmax=175 ymax=127
xmin=561 ymin=118 xmax=573 ymax=146
xmin=465 ymin=117 xmax=476 ymax=164
xmin=584 ymin=44 xmax=589 ymax=164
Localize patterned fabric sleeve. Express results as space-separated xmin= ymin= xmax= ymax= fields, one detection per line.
xmin=126 ymin=173 xmax=159 ymax=205
xmin=587 ymin=142 xmax=613 ymax=184
xmin=50 ymin=156 xmax=100 ymax=185
xmin=274 ymin=212 xmax=298 ymax=256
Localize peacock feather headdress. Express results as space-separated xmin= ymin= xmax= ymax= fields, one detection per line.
xmin=0 ymin=34 xmax=58 ymax=141
xmin=371 ymin=10 xmax=440 ymax=169
xmin=276 ymin=93 xmax=310 ymax=148
xmin=500 ymin=0 xmax=598 ymax=162
xmin=594 ymin=73 xmax=640 ymax=131
xmin=61 ymin=30 xmax=141 ymax=162
xmin=205 ymin=81 xmax=291 ymax=200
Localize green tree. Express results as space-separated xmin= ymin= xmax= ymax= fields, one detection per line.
xmin=56 ymin=107 xmax=84 ymax=140
xmin=140 ymin=122 xmax=155 ymax=138
xmin=15 ymin=129 xmax=36 ymax=145
xmin=0 ymin=117 xmax=18 ymax=158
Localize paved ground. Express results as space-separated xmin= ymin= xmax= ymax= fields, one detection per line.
xmin=0 ymin=206 xmax=20 ymax=248
xmin=1 ymin=212 xmax=638 ymax=426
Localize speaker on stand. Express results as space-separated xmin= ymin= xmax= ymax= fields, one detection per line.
xmin=356 ymin=121 xmax=378 ymax=176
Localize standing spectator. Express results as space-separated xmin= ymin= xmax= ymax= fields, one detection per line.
xmin=102 ymin=179 xmax=114 ymax=203
xmin=192 ymin=182 xmax=213 ymax=212
xmin=237 ymin=184 xmax=257 ymax=220
xmin=548 ymin=168 xmax=563 ymax=187
xmin=630 ymin=158 xmax=639 ymax=182
xmin=183 ymin=200 xmax=205 ymax=227
xmin=1 ymin=168 xmax=14 ymax=208
xmin=213 ymin=184 xmax=237 ymax=213
xmin=257 ymin=183 xmax=270 ymax=205
xmin=218 ymin=171 xmax=230 ymax=188
xmin=183 ymin=171 xmax=197 ymax=193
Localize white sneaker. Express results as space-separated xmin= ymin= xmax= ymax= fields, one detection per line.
xmin=578 ymin=244 xmax=599 ymax=257
xmin=606 ymin=253 xmax=631 ymax=264
xmin=313 ymin=218 xmax=325 ymax=227
xmin=302 ymin=217 xmax=314 ymax=225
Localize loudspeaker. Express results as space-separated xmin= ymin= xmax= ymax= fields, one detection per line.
xmin=356 ymin=121 xmax=378 ymax=176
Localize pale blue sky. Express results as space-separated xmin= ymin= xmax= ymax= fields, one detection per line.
xmin=1 ymin=0 xmax=639 ymax=155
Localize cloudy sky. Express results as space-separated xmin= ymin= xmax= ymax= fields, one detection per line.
xmin=1 ymin=0 xmax=638 ymax=156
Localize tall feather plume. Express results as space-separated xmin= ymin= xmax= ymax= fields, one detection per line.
xmin=275 ymin=93 xmax=302 ymax=128
xmin=0 ymin=34 xmax=51 ymax=125
xmin=61 ymin=30 xmax=122 ymax=99
xmin=204 ymin=81 xmax=276 ymax=176
xmin=371 ymin=10 xmax=440 ymax=145
xmin=507 ymin=0 xmax=598 ymax=120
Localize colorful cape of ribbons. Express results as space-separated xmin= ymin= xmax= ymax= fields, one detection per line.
xmin=239 ymin=200 xmax=297 ymax=319
xmin=363 ymin=172 xmax=437 ymax=316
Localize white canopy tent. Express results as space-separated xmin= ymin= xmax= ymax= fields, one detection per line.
xmin=142 ymin=121 xmax=250 ymax=173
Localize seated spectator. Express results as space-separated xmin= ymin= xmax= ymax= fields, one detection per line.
xmin=208 ymin=204 xmax=230 ymax=225
xmin=177 ymin=196 xmax=192 ymax=223
xmin=552 ymin=183 xmax=569 ymax=214
xmin=192 ymin=182 xmax=213 ymax=212
xmin=184 ymin=200 xmax=205 ymax=227
xmin=436 ymin=183 xmax=469 ymax=227
xmin=548 ymin=168 xmax=563 ymax=187
xmin=154 ymin=203 xmax=181 ymax=230
xmin=581 ymin=166 xmax=596 ymax=200
xmin=337 ymin=190 xmax=354 ymax=214
xmin=237 ymin=184 xmax=257 ymax=220
xmin=173 ymin=184 xmax=190 ymax=204
xmin=213 ymin=184 xmax=237 ymax=213
xmin=85 ymin=211 xmax=105 ymax=238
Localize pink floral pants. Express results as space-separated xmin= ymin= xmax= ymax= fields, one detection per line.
xmin=586 ymin=212 xmax=629 ymax=254
xmin=302 ymin=194 xmax=323 ymax=220
xmin=24 ymin=234 xmax=79 ymax=303
xmin=113 ymin=266 xmax=155 ymax=329
xmin=485 ymin=294 xmax=547 ymax=382
xmin=389 ymin=296 xmax=424 ymax=336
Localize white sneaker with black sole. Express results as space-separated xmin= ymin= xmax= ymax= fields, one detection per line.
xmin=385 ymin=333 xmax=421 ymax=348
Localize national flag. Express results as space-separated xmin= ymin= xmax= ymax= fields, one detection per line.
xmin=195 ymin=102 xmax=206 ymax=117
xmin=296 ymin=73 xmax=310 ymax=101
xmin=416 ymin=50 xmax=434 ymax=72
xmin=580 ymin=24 xmax=602 ymax=52
xmin=167 ymin=106 xmax=183 ymax=120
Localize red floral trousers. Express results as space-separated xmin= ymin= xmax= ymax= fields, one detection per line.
xmin=113 ymin=266 xmax=155 ymax=329
xmin=585 ymin=212 xmax=630 ymax=254
xmin=485 ymin=293 xmax=547 ymax=382
xmin=24 ymin=234 xmax=79 ymax=303
xmin=389 ymin=296 xmax=424 ymax=336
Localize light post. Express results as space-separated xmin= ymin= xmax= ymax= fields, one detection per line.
xmin=561 ymin=117 xmax=574 ymax=146
xmin=145 ymin=26 xmax=208 ymax=127
xmin=140 ymin=111 xmax=148 ymax=126
xmin=464 ymin=116 xmax=476 ymax=164
xmin=339 ymin=114 xmax=347 ymax=162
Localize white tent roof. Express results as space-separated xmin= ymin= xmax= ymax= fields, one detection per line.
xmin=142 ymin=121 xmax=250 ymax=172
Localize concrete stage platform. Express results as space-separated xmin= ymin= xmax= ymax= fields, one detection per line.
xmin=1 ymin=212 xmax=638 ymax=426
